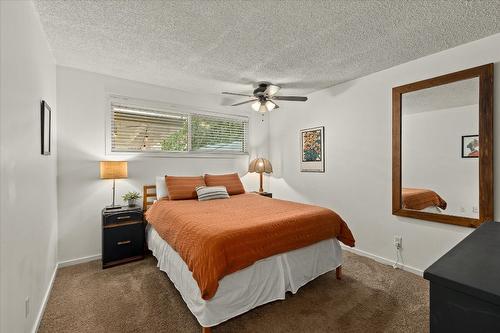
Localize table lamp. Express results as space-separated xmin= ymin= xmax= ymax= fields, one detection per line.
xmin=248 ymin=157 xmax=272 ymax=193
xmin=100 ymin=161 xmax=128 ymax=210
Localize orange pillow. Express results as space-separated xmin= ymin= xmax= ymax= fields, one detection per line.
xmin=204 ymin=173 xmax=245 ymax=195
xmin=166 ymin=176 xmax=206 ymax=200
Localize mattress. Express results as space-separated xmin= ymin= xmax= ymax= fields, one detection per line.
xmin=146 ymin=224 xmax=343 ymax=327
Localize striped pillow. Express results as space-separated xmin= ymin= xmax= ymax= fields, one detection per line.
xmin=204 ymin=173 xmax=245 ymax=195
xmin=166 ymin=176 xmax=206 ymax=200
xmin=195 ymin=186 xmax=229 ymax=201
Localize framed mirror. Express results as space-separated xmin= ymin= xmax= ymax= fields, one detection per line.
xmin=392 ymin=64 xmax=494 ymax=227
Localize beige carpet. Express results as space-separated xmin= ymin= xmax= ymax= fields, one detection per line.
xmin=39 ymin=252 xmax=429 ymax=333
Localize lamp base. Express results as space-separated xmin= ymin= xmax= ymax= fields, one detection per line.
xmin=259 ymin=172 xmax=264 ymax=193
xmin=105 ymin=204 xmax=122 ymax=211
xmin=105 ymin=179 xmax=121 ymax=211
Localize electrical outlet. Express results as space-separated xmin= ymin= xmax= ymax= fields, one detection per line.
xmin=394 ymin=236 xmax=402 ymax=250
xmin=25 ymin=297 xmax=29 ymax=318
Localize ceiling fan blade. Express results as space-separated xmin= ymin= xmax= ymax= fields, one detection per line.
xmin=222 ymin=92 xmax=254 ymax=97
xmin=272 ymin=96 xmax=308 ymax=101
xmin=231 ymin=99 xmax=257 ymax=106
xmin=264 ymin=84 xmax=281 ymax=96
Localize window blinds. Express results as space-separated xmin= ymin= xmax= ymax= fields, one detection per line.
xmin=111 ymin=103 xmax=248 ymax=154
xmin=190 ymin=114 xmax=248 ymax=153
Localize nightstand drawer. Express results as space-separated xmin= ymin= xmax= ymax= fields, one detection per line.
xmin=103 ymin=211 xmax=143 ymax=226
xmin=102 ymin=222 xmax=144 ymax=267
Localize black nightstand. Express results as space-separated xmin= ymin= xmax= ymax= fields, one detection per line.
xmin=253 ymin=191 xmax=272 ymax=198
xmin=102 ymin=206 xmax=145 ymax=269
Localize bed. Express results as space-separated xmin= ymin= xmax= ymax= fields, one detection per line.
xmin=142 ymin=184 xmax=355 ymax=332
xmin=401 ymin=188 xmax=447 ymax=212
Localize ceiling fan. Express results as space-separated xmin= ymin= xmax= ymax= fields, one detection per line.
xmin=222 ymin=83 xmax=308 ymax=113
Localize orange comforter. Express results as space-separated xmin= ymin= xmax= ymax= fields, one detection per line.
xmin=402 ymin=188 xmax=447 ymax=210
xmin=145 ymin=193 xmax=355 ymax=300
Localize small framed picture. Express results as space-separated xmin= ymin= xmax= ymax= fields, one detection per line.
xmin=41 ymin=100 xmax=51 ymax=155
xmin=300 ymin=126 xmax=325 ymax=172
xmin=462 ymin=135 xmax=479 ymax=158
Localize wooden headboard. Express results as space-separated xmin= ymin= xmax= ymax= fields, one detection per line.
xmin=143 ymin=185 xmax=156 ymax=211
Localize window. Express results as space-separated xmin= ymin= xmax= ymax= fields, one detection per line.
xmin=110 ymin=102 xmax=248 ymax=155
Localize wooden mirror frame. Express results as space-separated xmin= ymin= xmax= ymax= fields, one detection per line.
xmin=392 ymin=64 xmax=494 ymax=227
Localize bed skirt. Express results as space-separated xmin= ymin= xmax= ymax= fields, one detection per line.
xmin=147 ymin=225 xmax=342 ymax=327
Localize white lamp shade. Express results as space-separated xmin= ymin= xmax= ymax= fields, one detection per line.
xmin=265 ymin=100 xmax=276 ymax=111
xmin=266 ymin=84 xmax=281 ymax=96
xmin=251 ymin=100 xmax=277 ymax=113
xmin=251 ymin=101 xmax=261 ymax=112
xmin=258 ymin=103 xmax=267 ymax=113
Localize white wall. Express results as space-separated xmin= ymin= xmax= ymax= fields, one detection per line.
xmin=0 ymin=1 xmax=58 ymax=332
xmin=402 ymin=105 xmax=479 ymax=218
xmin=56 ymin=67 xmax=269 ymax=263
xmin=269 ymin=33 xmax=500 ymax=273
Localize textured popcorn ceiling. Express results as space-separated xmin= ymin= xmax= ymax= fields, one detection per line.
xmin=403 ymin=78 xmax=479 ymax=115
xmin=34 ymin=0 xmax=500 ymax=98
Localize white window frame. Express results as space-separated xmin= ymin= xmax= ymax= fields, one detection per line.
xmin=105 ymin=95 xmax=250 ymax=158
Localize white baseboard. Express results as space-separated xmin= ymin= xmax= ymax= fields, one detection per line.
xmin=57 ymin=254 xmax=101 ymax=268
xmin=32 ymin=263 xmax=58 ymax=333
xmin=32 ymin=254 xmax=102 ymax=332
xmin=341 ymin=245 xmax=423 ymax=276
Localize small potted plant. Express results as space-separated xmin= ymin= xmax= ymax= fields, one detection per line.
xmin=122 ymin=191 xmax=141 ymax=207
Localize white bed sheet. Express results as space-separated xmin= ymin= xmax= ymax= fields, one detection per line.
xmin=146 ymin=225 xmax=343 ymax=327
xmin=422 ymin=206 xmax=443 ymax=213
xmin=408 ymin=206 xmax=443 ymax=213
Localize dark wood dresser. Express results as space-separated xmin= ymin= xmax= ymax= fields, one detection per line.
xmin=424 ymin=222 xmax=500 ymax=333
xmin=102 ymin=206 xmax=145 ymax=268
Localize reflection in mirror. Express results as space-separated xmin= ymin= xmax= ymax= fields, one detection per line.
xmin=401 ymin=78 xmax=479 ymax=218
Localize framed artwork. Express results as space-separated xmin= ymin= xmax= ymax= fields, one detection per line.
xmin=41 ymin=100 xmax=51 ymax=155
xmin=462 ymin=135 xmax=479 ymax=158
xmin=300 ymin=126 xmax=325 ymax=172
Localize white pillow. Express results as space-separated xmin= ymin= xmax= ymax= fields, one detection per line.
xmin=155 ymin=176 xmax=168 ymax=200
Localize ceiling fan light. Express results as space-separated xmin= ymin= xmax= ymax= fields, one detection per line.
xmin=258 ymin=103 xmax=267 ymax=113
xmin=251 ymin=101 xmax=261 ymax=112
xmin=266 ymin=84 xmax=280 ymax=96
xmin=265 ymin=100 xmax=276 ymax=111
